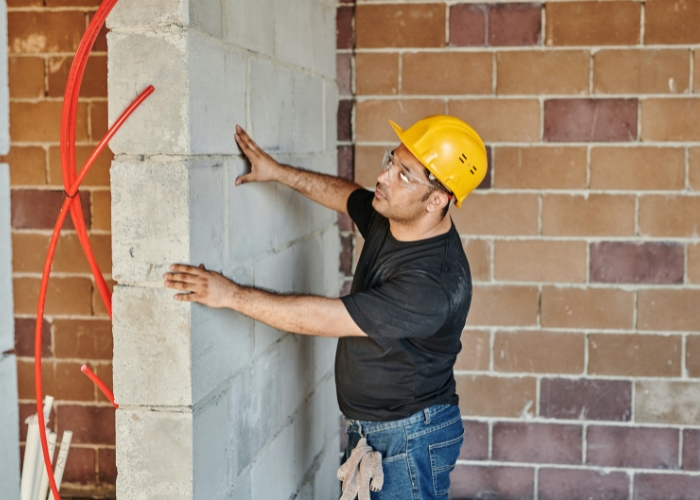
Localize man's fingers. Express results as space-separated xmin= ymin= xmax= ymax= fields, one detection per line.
xmin=164 ymin=272 xmax=198 ymax=283
xmin=174 ymin=292 xmax=196 ymax=302
xmin=165 ymin=280 xmax=194 ymax=291
xmin=235 ymin=173 xmax=253 ymax=186
xmin=170 ymin=263 xmax=207 ymax=275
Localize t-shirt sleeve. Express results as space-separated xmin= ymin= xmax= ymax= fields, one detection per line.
xmin=346 ymin=188 xmax=377 ymax=238
xmin=340 ymin=270 xmax=451 ymax=346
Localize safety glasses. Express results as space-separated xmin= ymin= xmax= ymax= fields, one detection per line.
xmin=381 ymin=150 xmax=435 ymax=191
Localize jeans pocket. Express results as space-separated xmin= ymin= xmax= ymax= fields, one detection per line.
xmin=428 ymin=431 xmax=464 ymax=497
xmin=374 ymin=454 xmax=413 ymax=500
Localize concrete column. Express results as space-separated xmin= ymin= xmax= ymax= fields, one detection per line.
xmin=108 ymin=0 xmax=340 ymax=498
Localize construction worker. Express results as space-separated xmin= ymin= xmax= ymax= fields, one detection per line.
xmin=164 ymin=115 xmax=488 ymax=499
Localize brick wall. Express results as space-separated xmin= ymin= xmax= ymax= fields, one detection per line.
xmin=338 ymin=1 xmax=700 ymax=498
xmin=6 ymin=0 xmax=116 ymax=497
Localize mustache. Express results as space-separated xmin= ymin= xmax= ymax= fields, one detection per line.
xmin=376 ymin=182 xmax=388 ymax=198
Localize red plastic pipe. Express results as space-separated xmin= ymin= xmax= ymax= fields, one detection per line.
xmin=34 ymin=1 xmax=155 ymax=497
xmin=81 ymin=365 xmax=119 ymax=409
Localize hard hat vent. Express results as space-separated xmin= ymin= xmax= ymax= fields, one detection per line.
xmin=458 ymin=153 xmax=468 ymax=164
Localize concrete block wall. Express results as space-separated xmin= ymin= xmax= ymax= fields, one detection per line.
xmin=108 ymin=0 xmax=340 ymax=499
xmin=338 ymin=1 xmax=700 ymax=499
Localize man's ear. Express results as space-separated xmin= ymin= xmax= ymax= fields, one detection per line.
xmin=425 ymin=191 xmax=450 ymax=213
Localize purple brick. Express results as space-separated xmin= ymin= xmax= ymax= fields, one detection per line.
xmin=587 ymin=426 xmax=679 ymax=469
xmin=538 ymin=468 xmax=629 ymax=500
xmin=493 ymin=422 xmax=582 ymax=465
xmin=683 ymin=429 xmax=700 ymax=471
xmin=488 ymin=3 xmax=542 ymax=46
xmin=544 ymin=99 xmax=638 ymax=142
xmin=337 ymin=53 xmax=352 ymax=95
xmin=11 ymin=189 xmax=91 ymax=230
xmin=337 ymin=5 xmax=354 ymax=50
xmin=449 ymin=3 xmax=487 ymax=47
xmin=590 ymin=242 xmax=684 ymax=285
xmin=14 ymin=317 xmax=51 ymax=357
xmin=460 ymin=420 xmax=489 ymax=460
xmin=340 ymin=234 xmax=354 ymax=276
xmin=540 ymin=378 xmax=632 ymax=422
xmin=476 ymin=145 xmax=492 ymax=190
xmin=634 ymin=473 xmax=700 ymax=500
xmin=337 ymin=99 xmax=353 ymax=142
xmin=449 ymin=464 xmax=535 ymax=500
xmin=338 ymin=145 xmax=354 ymax=180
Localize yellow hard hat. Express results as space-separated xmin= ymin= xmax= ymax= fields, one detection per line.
xmin=389 ymin=115 xmax=487 ymax=208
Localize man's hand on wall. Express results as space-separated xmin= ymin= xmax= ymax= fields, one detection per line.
xmin=164 ymin=264 xmax=237 ymax=308
xmin=233 ymin=125 xmax=281 ymax=185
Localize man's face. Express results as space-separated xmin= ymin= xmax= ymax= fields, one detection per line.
xmin=372 ymin=143 xmax=435 ymax=223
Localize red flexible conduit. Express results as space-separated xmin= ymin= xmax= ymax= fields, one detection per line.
xmin=34 ymin=1 xmax=154 ymax=497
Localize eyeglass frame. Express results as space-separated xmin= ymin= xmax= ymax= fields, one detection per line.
xmin=381 ymin=150 xmax=453 ymax=199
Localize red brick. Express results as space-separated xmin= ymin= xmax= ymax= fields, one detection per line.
xmin=488 ymin=3 xmax=542 ymax=46
xmin=13 ymin=277 xmax=93 ymax=316
xmin=14 ymin=317 xmax=51 ymax=357
xmin=633 ymin=473 xmax=700 ymax=500
xmin=688 ymin=335 xmax=700 ymax=378
xmin=93 ymin=279 xmax=115 ymax=317
xmin=8 ymin=0 xmax=42 ymax=6
xmin=10 ymin=189 xmax=91 ymax=230
xmin=49 ymin=145 xmax=113 ymax=188
xmin=56 ymin=405 xmax=115 ymax=445
xmin=690 ymin=148 xmax=700 ymax=191
xmin=683 ymin=429 xmax=700 ymax=471
xmin=47 ymin=55 xmax=107 ymax=98
xmin=98 ymin=448 xmax=117 ymax=485
xmin=589 ymin=146 xmax=686 ymax=191
xmin=540 ymin=378 xmax=632 ymax=422
xmin=541 ymin=287 xmax=634 ymax=330
xmin=3 ymin=146 xmax=47 ymax=186
xmin=463 ymin=238 xmax=490 ymax=282
xmin=690 ymin=244 xmax=700 ymax=284
xmin=639 ymin=195 xmax=700 ymax=237
xmin=337 ymin=5 xmax=354 ymax=50
xmin=494 ymin=331 xmax=585 ymax=374
xmin=590 ymin=333 xmax=682 ymax=377
xmin=46 ymin=0 xmax=102 ymax=6
xmin=337 ymin=53 xmax=352 ymax=95
xmin=542 ymin=194 xmax=635 ymax=237
xmin=8 ymin=56 xmax=44 ymax=98
xmin=17 ymin=359 xmax=95 ymax=401
xmin=91 ymin=190 xmax=111 ymax=231
xmin=590 ymin=242 xmax=684 ymax=285
xmin=497 ymin=50 xmax=589 ymax=95
xmin=449 ymin=4 xmax=486 ymax=47
xmin=645 ymin=0 xmax=700 ymax=45
xmin=538 ymin=468 xmax=629 ymax=500
xmin=338 ymin=99 xmax=353 ymax=142
xmin=355 ymin=99 xmax=445 ymax=142
xmin=459 ymin=420 xmax=489 ymax=460
xmin=641 ymin=99 xmax=700 ymax=141
xmin=356 ymin=53 xmax=398 ymax=96
xmin=545 ymin=2 xmax=641 ymax=46
xmin=453 ymin=193 xmax=539 ymax=236
xmin=456 ymin=374 xmax=538 ymax=418
xmin=493 ymin=422 xmax=583 ymax=465
xmin=12 ymin=232 xmax=111 ymax=274
xmin=354 ymin=145 xmax=383 ymax=187
xmin=91 ymin=15 xmax=108 ymax=52
xmin=450 ymin=464 xmax=535 ymax=500
xmin=356 ymin=4 xmax=446 ymax=49
xmin=89 ymin=101 xmax=109 ymax=141
xmin=544 ymin=99 xmax=637 ymax=142
xmin=594 ymin=49 xmax=691 ymax=94
xmin=8 ymin=11 xmax=86 ymax=54
xmin=638 ymin=290 xmax=700 ymax=332
xmin=61 ymin=446 xmax=96 ymax=485
xmin=455 ymin=330 xmax=490 ymax=371
xmin=466 ymin=285 xmax=539 ymax=327
xmin=11 ymin=101 xmax=89 ymax=143
xmin=53 ymin=319 xmax=113 ymax=360
xmin=494 ymin=240 xmax=587 ymax=283
xmin=94 ymin=363 xmax=113 ymax=405
xmin=450 ymin=99 xmax=541 ymax=142
xmin=494 ymin=146 xmax=587 ymax=189
xmin=401 ymin=52 xmax=492 ymax=95
xmin=587 ymin=426 xmax=679 ymax=469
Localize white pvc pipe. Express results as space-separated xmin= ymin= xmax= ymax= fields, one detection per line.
xmin=34 ymin=432 xmax=57 ymax=500
xmin=30 ymin=396 xmax=54 ymax=500
xmin=20 ymin=415 xmax=39 ymax=500
xmin=49 ymin=431 xmax=72 ymax=500
xmin=42 ymin=396 xmax=54 ymax=423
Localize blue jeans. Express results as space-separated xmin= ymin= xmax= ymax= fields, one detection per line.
xmin=342 ymin=404 xmax=464 ymax=500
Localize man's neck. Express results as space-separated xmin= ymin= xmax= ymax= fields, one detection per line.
xmin=388 ymin=214 xmax=452 ymax=242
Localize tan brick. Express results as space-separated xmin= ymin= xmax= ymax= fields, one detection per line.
xmin=494 ymin=147 xmax=587 ymax=190
xmin=690 ymin=244 xmax=700 ymax=284
xmin=94 ymin=363 xmax=114 ymax=404
xmin=93 ymin=278 xmax=115 ymax=317
xmin=455 ymin=330 xmax=491 ymax=371
xmin=641 ymin=99 xmax=700 ymax=142
xmin=541 ymin=287 xmax=634 ymax=330
xmin=542 ymin=194 xmax=636 ymax=237
xmin=494 ymin=331 xmax=585 ymax=374
xmin=48 ymin=145 xmax=113 ymax=187
xmin=545 ymin=2 xmax=641 ymax=46
xmin=494 ymin=240 xmax=587 ymax=283
xmin=449 ymin=99 xmax=540 ymax=142
xmin=354 ymin=146 xmax=384 ymax=189
xmin=638 ymin=290 xmax=700 ymax=332
xmin=356 ymin=53 xmax=399 ymax=96
xmin=90 ymin=101 xmax=109 ymax=141
xmin=12 ymin=233 xmax=111 ymax=274
xmin=10 ymin=101 xmax=89 ymax=143
xmin=589 ymin=334 xmax=682 ymax=377
xmin=594 ymin=49 xmax=690 ymax=95
xmin=47 ymin=55 xmax=107 ymax=98
xmin=466 ymin=285 xmax=539 ymax=327
xmin=689 ymin=147 xmax=700 ymax=191
xmin=687 ymin=335 xmax=700 ymax=377
xmin=402 ymin=52 xmax=492 ymax=95
xmin=356 ymin=4 xmax=446 ymax=48
xmin=355 ymin=99 xmax=445 ymax=142
xmin=463 ymin=238 xmax=491 ymax=282
xmin=54 ymin=319 xmax=113 ymax=360
xmin=452 ymin=193 xmax=539 ymax=236
xmin=645 ymin=0 xmax=700 ymax=45
xmin=13 ymin=277 xmax=93 ymax=316
xmin=497 ymin=50 xmax=589 ymax=95
xmin=590 ymin=147 xmax=685 ymax=191
xmin=636 ymin=381 xmax=700 ymax=425
xmin=695 ymin=50 xmax=700 ymax=92
xmin=639 ymin=195 xmax=700 ymax=237
xmin=17 ymin=359 xmax=95 ymax=402
xmin=2 ymin=146 xmax=47 ymax=185
xmin=91 ymin=191 xmax=111 ymax=231
xmin=8 ymin=11 xmax=86 ymax=54
xmin=9 ymin=56 xmax=44 ymax=98
xmin=456 ymin=374 xmax=537 ymax=418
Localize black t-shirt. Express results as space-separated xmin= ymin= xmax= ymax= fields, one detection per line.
xmin=336 ymin=188 xmax=472 ymax=421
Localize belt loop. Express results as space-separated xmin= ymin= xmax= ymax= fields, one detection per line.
xmin=423 ymin=408 xmax=431 ymax=425
xmin=358 ymin=421 xmax=364 ymax=438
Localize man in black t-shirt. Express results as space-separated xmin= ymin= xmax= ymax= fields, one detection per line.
xmin=164 ymin=116 xmax=488 ymax=499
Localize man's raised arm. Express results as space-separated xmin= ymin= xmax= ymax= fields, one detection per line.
xmin=234 ymin=125 xmax=362 ymax=214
